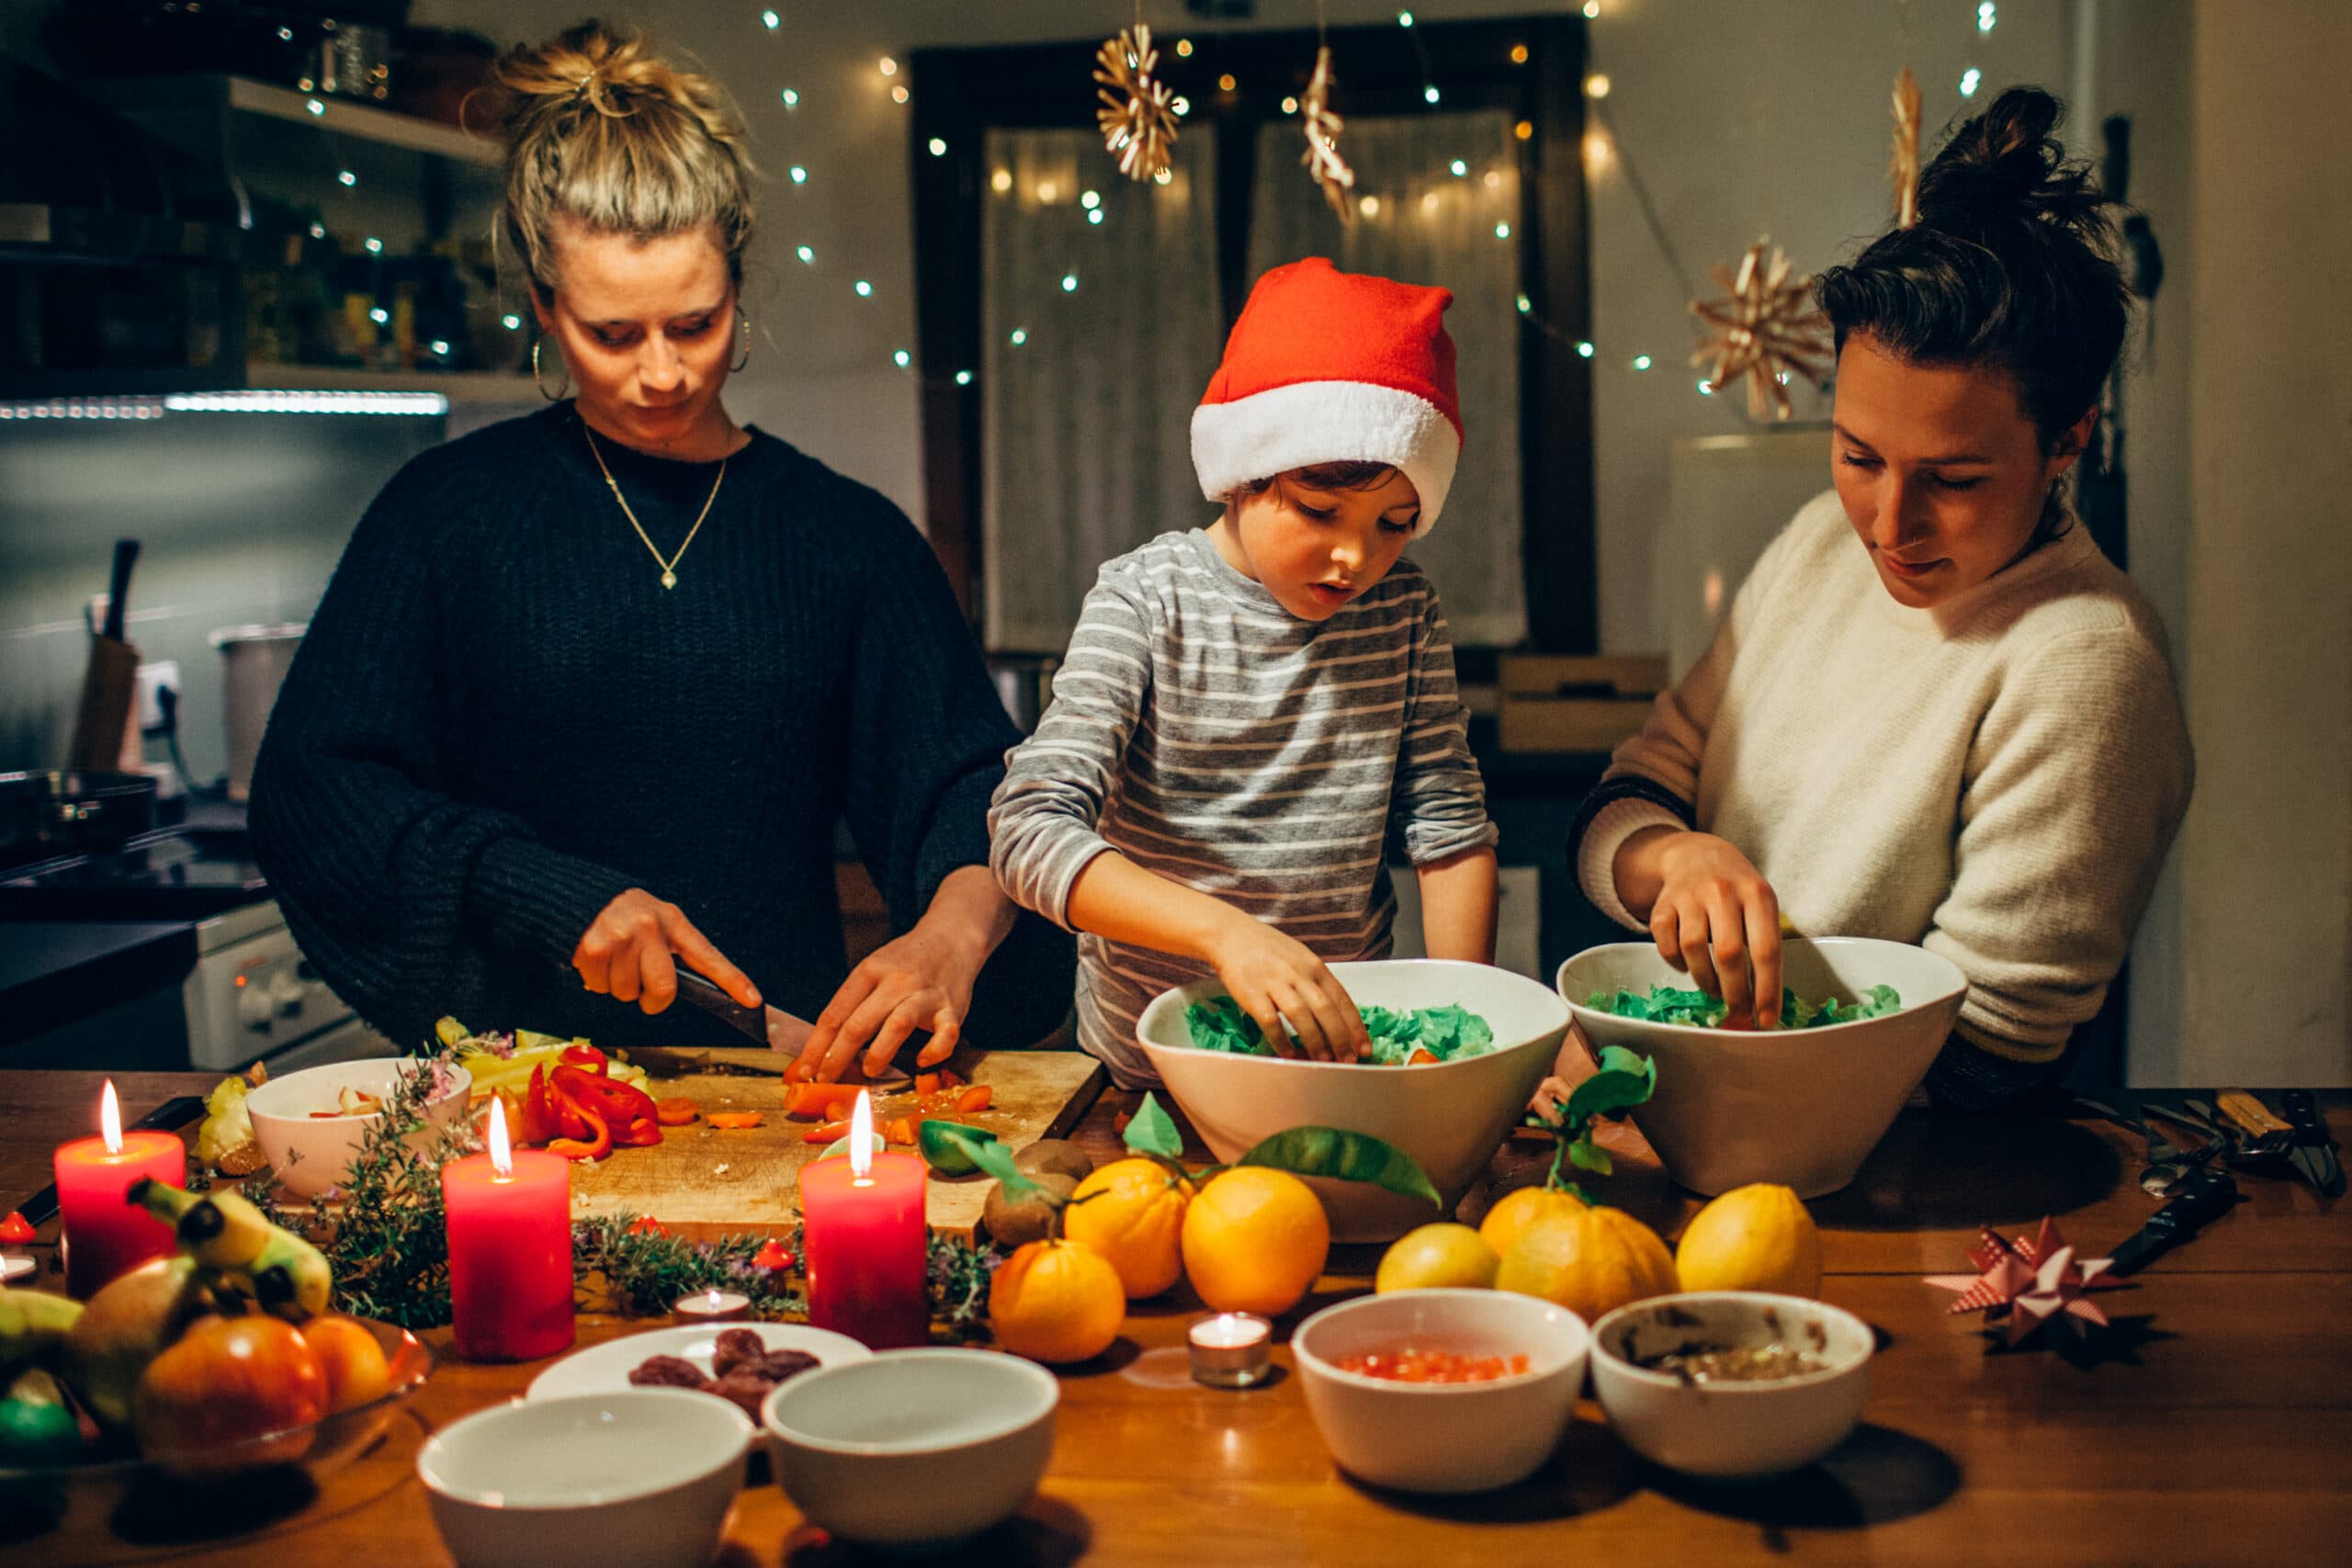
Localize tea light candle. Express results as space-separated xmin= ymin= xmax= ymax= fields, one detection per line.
xmin=443 ymin=1099 xmax=575 ymax=1362
xmin=798 ymin=1091 xmax=929 ymax=1349
xmin=54 ymin=1080 xmax=184 ymax=1298
xmin=1188 ymin=1312 xmax=1273 ymax=1389
xmin=673 ymin=1288 xmax=753 ymax=1325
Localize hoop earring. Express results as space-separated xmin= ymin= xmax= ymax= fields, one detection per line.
xmin=731 ymin=312 xmax=752 ymax=373
xmin=532 ymin=338 xmax=571 ymax=401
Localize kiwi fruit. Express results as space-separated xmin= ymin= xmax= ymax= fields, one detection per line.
xmin=1012 ymin=1139 xmax=1095 ymax=1184
xmin=980 ymin=1170 xmax=1078 ymax=1248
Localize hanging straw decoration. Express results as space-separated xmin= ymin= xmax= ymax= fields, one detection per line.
xmin=1890 ymin=65 xmax=1924 ymax=228
xmin=1299 ymin=46 xmax=1356 ymax=219
xmin=1690 ymin=238 xmax=1834 ymax=423
xmin=1094 ymin=25 xmax=1179 ymax=183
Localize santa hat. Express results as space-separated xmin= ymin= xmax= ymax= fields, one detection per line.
xmin=1191 ymin=257 xmax=1464 ymax=536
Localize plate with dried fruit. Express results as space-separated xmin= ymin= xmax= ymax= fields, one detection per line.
xmin=527 ymin=1323 xmax=872 ymax=1420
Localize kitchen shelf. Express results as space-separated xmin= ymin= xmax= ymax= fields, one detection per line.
xmin=243 ymin=365 xmax=538 ymax=403
xmin=222 ymin=76 xmax=501 ymax=167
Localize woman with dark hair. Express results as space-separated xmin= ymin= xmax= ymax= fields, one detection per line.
xmin=251 ymin=23 xmax=1071 ymax=1077
xmin=1566 ymin=87 xmax=2192 ymax=1109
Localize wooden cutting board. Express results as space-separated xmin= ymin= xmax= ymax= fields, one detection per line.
xmin=564 ymin=1048 xmax=1103 ymax=1236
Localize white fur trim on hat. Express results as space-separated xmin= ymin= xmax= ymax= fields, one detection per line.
xmin=1191 ymin=379 xmax=1462 ymax=535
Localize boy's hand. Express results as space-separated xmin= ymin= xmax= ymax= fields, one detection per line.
xmin=1203 ymin=914 xmax=1369 ymax=1063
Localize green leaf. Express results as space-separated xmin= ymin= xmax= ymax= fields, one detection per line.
xmin=1566 ymin=1136 xmax=1614 ymax=1176
xmin=933 ymin=1124 xmax=1038 ymax=1199
xmin=1123 ymin=1092 xmax=1182 ymax=1160
xmin=1560 ymin=1046 xmax=1657 ymax=1132
xmin=918 ymin=1120 xmax=998 ymax=1177
xmin=1236 ymin=1126 xmax=1442 ymax=1208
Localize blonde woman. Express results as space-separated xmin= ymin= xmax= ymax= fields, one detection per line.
xmin=253 ymin=23 xmax=1069 ymax=1077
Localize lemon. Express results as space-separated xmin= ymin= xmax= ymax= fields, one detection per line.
xmin=1476 ymin=1184 xmax=1588 ymax=1258
xmin=1495 ymin=1205 xmax=1678 ymax=1323
xmin=989 ymin=1240 xmax=1126 ymax=1364
xmin=1674 ymin=1183 xmax=1821 ymax=1297
xmin=1180 ymin=1168 xmax=1330 ymax=1315
xmin=1062 ymin=1157 xmax=1195 ymax=1299
xmin=1374 ymin=1223 xmax=1500 ymax=1293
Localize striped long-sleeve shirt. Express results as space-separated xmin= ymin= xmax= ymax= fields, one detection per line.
xmin=989 ymin=528 xmax=1497 ymax=1088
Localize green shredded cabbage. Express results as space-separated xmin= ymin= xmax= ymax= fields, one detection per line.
xmin=1182 ymin=997 xmax=1497 ymax=1064
xmin=1589 ymin=983 xmax=1903 ymax=1030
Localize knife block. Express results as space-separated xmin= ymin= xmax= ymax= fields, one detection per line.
xmin=69 ymin=634 xmax=142 ymax=772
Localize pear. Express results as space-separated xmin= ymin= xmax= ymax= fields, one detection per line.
xmin=62 ymin=1255 xmax=212 ymax=1431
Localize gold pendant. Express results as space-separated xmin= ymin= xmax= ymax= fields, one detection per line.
xmin=662 ymin=570 xmax=677 ymax=590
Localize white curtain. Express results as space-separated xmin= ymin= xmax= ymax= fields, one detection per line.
xmin=981 ymin=128 xmax=1224 ymax=652
xmin=1249 ymin=110 xmax=1528 ymax=646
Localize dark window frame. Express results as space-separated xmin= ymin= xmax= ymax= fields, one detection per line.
xmin=908 ymin=15 xmax=1597 ymax=660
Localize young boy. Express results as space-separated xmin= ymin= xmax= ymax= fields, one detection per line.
xmin=989 ymin=257 xmax=1499 ymax=1089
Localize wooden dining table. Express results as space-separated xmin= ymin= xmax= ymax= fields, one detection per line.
xmin=4 ymin=1068 xmax=2346 ymax=1566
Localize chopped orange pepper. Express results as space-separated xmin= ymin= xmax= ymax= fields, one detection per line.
xmin=882 ymin=1116 xmax=918 ymax=1146
xmin=781 ymin=1055 xmax=815 ymax=1084
xmin=786 ymin=1083 xmax=865 ymax=1120
xmin=803 ymin=1119 xmax=851 ymax=1144
xmin=939 ymin=1068 xmax=965 ymax=1089
xmin=707 ymin=1111 xmax=764 ymax=1130
xmin=954 ymin=1084 xmax=993 ymax=1113
xmin=655 ymin=1098 xmax=700 ymax=1126
xmin=1407 ymin=1048 xmax=1438 ymax=1066
xmin=913 ymin=1072 xmax=941 ymax=1097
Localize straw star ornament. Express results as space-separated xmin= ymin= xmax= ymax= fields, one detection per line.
xmin=1094 ymin=25 xmax=1179 ymax=183
xmin=1926 ymin=1218 xmax=2127 ymax=1347
xmin=1299 ymin=46 xmax=1356 ymax=219
xmin=1690 ymin=239 xmax=1833 ymax=423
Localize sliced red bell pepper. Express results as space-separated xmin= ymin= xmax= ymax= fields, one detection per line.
xmin=547 ymin=1099 xmax=611 ymax=1160
xmin=707 ymin=1111 xmax=765 ymax=1130
xmin=517 ymin=1066 xmax=560 ymax=1147
xmin=786 ymin=1083 xmax=864 ymax=1120
xmin=560 ymin=1043 xmax=609 ymax=1072
xmin=782 ymin=1055 xmax=815 ymax=1085
xmin=803 ymin=1118 xmax=851 ymax=1144
xmin=953 ymin=1085 xmax=993 ymax=1113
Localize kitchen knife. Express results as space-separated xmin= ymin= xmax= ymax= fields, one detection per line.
xmin=673 ymin=966 xmax=818 ymax=1056
xmin=2279 ymin=1090 xmax=2345 ymax=1198
xmin=14 ymin=1092 xmax=204 ymax=1229
xmin=2105 ymin=1165 xmax=2242 ymax=1278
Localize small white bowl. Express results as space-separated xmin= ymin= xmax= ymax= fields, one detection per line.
xmin=1291 ymin=1288 xmax=1590 ymax=1494
xmin=1135 ymin=960 xmax=1570 ymax=1242
xmin=762 ymin=1348 xmax=1057 ymax=1548
xmin=1589 ymin=1292 xmax=1874 ymax=1478
xmin=416 ymin=1389 xmax=752 ymax=1568
xmin=1558 ymin=936 xmax=1967 ymax=1197
xmin=246 ymin=1057 xmax=473 ymax=1199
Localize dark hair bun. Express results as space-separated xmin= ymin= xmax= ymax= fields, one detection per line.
xmin=1917 ymin=86 xmax=2107 ymax=240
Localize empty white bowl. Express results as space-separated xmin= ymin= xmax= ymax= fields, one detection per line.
xmin=416 ymin=1389 xmax=752 ymax=1568
xmin=1590 ymin=1292 xmax=1875 ymax=1478
xmin=1291 ymin=1288 xmax=1590 ymax=1494
xmin=762 ymin=1348 xmax=1057 ymax=1548
xmin=247 ymin=1057 xmax=473 ymax=1199
xmin=1135 ymin=960 xmax=1570 ymax=1242
xmin=1558 ymin=937 xmax=1967 ymax=1197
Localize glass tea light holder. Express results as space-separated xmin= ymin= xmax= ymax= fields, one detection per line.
xmin=1188 ymin=1312 xmax=1273 ymax=1389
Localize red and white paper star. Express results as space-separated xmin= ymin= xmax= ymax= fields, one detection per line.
xmin=1925 ymin=1218 xmax=2127 ymax=1346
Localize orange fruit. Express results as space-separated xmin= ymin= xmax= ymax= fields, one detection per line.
xmin=989 ymin=1240 xmax=1126 ymax=1364
xmin=300 ymin=1314 xmax=395 ymax=1414
xmin=1062 ymin=1157 xmax=1195 ymax=1299
xmin=1476 ymin=1184 xmax=1588 ymax=1258
xmin=1495 ymin=1204 xmax=1678 ymax=1325
xmin=132 ymin=1314 xmax=326 ymax=1476
xmin=1675 ymin=1183 xmax=1822 ymax=1297
xmin=1179 ymin=1167 xmax=1330 ymax=1315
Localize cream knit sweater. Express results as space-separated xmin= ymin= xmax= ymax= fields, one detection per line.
xmin=1575 ymin=489 xmax=2193 ymax=1101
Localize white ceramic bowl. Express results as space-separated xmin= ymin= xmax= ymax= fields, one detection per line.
xmin=1590 ymin=1292 xmax=1874 ymax=1478
xmin=762 ymin=1348 xmax=1057 ymax=1549
xmin=1135 ymin=960 xmax=1570 ymax=1242
xmin=416 ymin=1389 xmax=752 ymax=1568
xmin=247 ymin=1057 xmax=474 ymax=1199
xmin=1291 ymin=1288 xmax=1590 ymax=1494
xmin=1557 ymin=937 xmax=1967 ymax=1197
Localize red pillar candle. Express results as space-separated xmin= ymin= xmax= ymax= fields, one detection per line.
xmin=442 ymin=1099 xmax=574 ymax=1362
xmin=800 ymin=1091 xmax=930 ymax=1348
xmin=55 ymin=1080 xmax=185 ymax=1298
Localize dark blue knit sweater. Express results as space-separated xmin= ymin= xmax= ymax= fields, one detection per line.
xmin=251 ymin=402 xmax=1071 ymax=1053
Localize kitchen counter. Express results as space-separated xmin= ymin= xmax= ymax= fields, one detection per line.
xmin=0 ymin=919 xmax=195 ymax=1062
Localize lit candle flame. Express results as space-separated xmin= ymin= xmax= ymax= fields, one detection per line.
xmin=488 ymin=1096 xmax=514 ymax=1178
xmin=849 ymin=1089 xmax=874 ymax=1179
xmin=705 ymin=1289 xmax=724 ymax=1310
xmin=100 ymin=1078 xmax=122 ymax=1154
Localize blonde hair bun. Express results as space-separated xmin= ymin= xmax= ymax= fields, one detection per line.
xmin=492 ymin=21 xmax=757 ymax=296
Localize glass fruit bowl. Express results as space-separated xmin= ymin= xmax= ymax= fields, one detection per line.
xmin=0 ymin=1316 xmax=434 ymax=1549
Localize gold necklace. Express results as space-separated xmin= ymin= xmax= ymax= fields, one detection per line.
xmin=584 ymin=425 xmax=728 ymax=590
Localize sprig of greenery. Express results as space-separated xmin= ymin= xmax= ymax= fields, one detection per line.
xmin=926 ymin=1231 xmax=1000 ymax=1337
xmin=1530 ymin=1045 xmax=1659 ymax=1202
xmin=572 ymin=1215 xmax=806 ymax=1320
